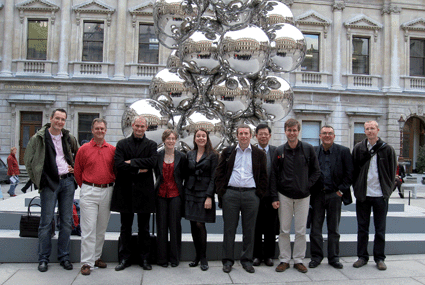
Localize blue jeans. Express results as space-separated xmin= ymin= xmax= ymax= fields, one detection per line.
xmin=8 ymin=176 xmax=19 ymax=195
xmin=38 ymin=176 xmax=75 ymax=263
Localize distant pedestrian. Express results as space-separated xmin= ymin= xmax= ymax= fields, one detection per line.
xmin=7 ymin=147 xmax=20 ymax=197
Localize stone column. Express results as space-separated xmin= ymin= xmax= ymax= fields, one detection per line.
xmin=0 ymin=0 xmax=14 ymax=77
xmin=388 ymin=5 xmax=402 ymax=92
xmin=331 ymin=1 xmax=345 ymax=90
xmin=113 ymin=0 xmax=127 ymax=80
xmin=56 ymin=0 xmax=72 ymax=78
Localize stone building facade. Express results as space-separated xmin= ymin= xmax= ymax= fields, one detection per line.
xmin=0 ymin=0 xmax=424 ymax=171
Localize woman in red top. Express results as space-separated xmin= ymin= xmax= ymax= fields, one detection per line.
xmin=154 ymin=129 xmax=187 ymax=267
xmin=7 ymin=147 xmax=20 ymax=197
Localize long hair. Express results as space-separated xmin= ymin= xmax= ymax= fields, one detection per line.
xmin=192 ymin=128 xmax=217 ymax=155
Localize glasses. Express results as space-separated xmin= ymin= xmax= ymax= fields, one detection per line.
xmin=320 ymin=132 xmax=334 ymax=136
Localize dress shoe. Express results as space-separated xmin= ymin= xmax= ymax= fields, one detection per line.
xmin=81 ymin=264 xmax=91 ymax=276
xmin=376 ymin=260 xmax=387 ymax=270
xmin=264 ymin=258 xmax=274 ymax=267
xmin=329 ymin=261 xmax=343 ymax=269
xmin=22 ymin=189 xmax=27 ymax=194
xmin=171 ymin=263 xmax=178 ymax=267
xmin=308 ymin=260 xmax=321 ymax=268
xmin=115 ymin=259 xmax=131 ymax=271
xmin=159 ymin=262 xmax=169 ymax=268
xmin=200 ymin=259 xmax=208 ymax=271
xmin=275 ymin=262 xmax=290 ymax=272
xmin=222 ymin=264 xmax=232 ymax=273
xmin=189 ymin=259 xmax=199 ymax=267
xmin=38 ymin=261 xmax=48 ymax=272
xmin=141 ymin=260 xmax=152 ymax=270
xmin=242 ymin=264 xmax=255 ymax=273
xmin=294 ymin=263 xmax=308 ymax=273
xmin=353 ymin=258 xmax=367 ymax=268
xmin=95 ymin=258 xmax=107 ymax=268
xmin=60 ymin=260 xmax=73 ymax=270
xmin=253 ymin=258 xmax=261 ymax=266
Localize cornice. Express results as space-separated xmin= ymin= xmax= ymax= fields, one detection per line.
xmin=344 ymin=14 xmax=383 ymax=42
xmin=129 ymin=0 xmax=154 ymax=27
xmin=72 ymin=0 xmax=116 ymax=26
xmin=295 ymin=10 xmax=332 ymax=38
xmin=15 ymin=0 xmax=60 ymax=24
xmin=401 ymin=18 xmax=425 ymax=42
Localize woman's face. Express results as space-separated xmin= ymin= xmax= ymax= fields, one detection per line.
xmin=164 ymin=133 xmax=177 ymax=149
xmin=194 ymin=130 xmax=207 ymax=148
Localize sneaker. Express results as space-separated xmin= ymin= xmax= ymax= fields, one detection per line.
xmin=353 ymin=258 xmax=367 ymax=268
xmin=275 ymin=262 xmax=290 ymax=272
xmin=294 ymin=263 xmax=308 ymax=273
xmin=81 ymin=264 xmax=91 ymax=275
xmin=376 ymin=260 xmax=387 ymax=270
xmin=95 ymin=258 xmax=107 ymax=268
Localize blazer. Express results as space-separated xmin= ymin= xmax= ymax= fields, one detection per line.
xmin=311 ymin=143 xmax=354 ymax=205
xmin=215 ymin=144 xmax=268 ymax=199
xmin=185 ymin=150 xmax=219 ymax=198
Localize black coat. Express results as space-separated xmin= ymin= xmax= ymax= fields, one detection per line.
xmin=154 ymin=149 xmax=187 ymax=216
xmin=311 ymin=143 xmax=354 ymax=205
xmin=111 ymin=134 xmax=157 ymax=213
xmin=185 ymin=150 xmax=219 ymax=198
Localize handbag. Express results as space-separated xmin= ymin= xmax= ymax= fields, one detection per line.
xmin=19 ymin=196 xmax=55 ymax=238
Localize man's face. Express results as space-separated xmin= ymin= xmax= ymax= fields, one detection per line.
xmin=50 ymin=111 xmax=67 ymax=132
xmin=92 ymin=122 xmax=107 ymax=142
xmin=364 ymin=122 xmax=379 ymax=141
xmin=256 ymin=128 xmax=271 ymax=148
xmin=237 ymin=127 xmax=252 ymax=149
xmin=319 ymin=127 xmax=335 ymax=147
xmin=285 ymin=125 xmax=299 ymax=143
xmin=132 ymin=119 xmax=147 ymax=138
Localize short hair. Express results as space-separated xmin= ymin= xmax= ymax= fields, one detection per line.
xmin=10 ymin=147 xmax=17 ymax=153
xmin=236 ymin=124 xmax=252 ymax=135
xmin=320 ymin=125 xmax=334 ymax=132
xmin=162 ymin=129 xmax=179 ymax=142
xmin=92 ymin=118 xmax=107 ymax=129
xmin=50 ymin=108 xmax=67 ymax=119
xmin=132 ymin=115 xmax=147 ymax=125
xmin=364 ymin=120 xmax=379 ymax=128
xmin=255 ymin=123 xmax=271 ymax=134
xmin=284 ymin=118 xmax=300 ymax=131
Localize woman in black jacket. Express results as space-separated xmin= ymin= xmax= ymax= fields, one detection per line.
xmin=185 ymin=128 xmax=218 ymax=271
xmin=154 ymin=129 xmax=186 ymax=267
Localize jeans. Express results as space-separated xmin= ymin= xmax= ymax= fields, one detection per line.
xmin=8 ymin=175 xmax=19 ymax=195
xmin=38 ymin=176 xmax=75 ymax=263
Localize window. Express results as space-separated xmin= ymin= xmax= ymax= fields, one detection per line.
xmin=354 ymin=123 xmax=366 ymax=146
xmin=410 ymin=39 xmax=425 ymax=76
xmin=27 ymin=20 xmax=48 ymax=60
xmin=78 ymin=113 xmax=99 ymax=145
xmin=301 ymin=34 xmax=319 ymax=72
xmin=82 ymin=22 xmax=104 ymax=62
xmin=302 ymin=121 xmax=320 ymax=146
xmin=352 ymin=37 xmax=369 ymax=74
xmin=138 ymin=24 xmax=159 ymax=64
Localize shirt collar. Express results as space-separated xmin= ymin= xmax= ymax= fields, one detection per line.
xmin=90 ymin=138 xmax=107 ymax=147
xmin=49 ymin=131 xmax=63 ymax=141
xmin=236 ymin=143 xmax=252 ymax=152
xmin=258 ymin=144 xmax=269 ymax=153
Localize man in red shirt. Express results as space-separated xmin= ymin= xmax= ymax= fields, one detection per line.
xmin=7 ymin=147 xmax=20 ymax=197
xmin=74 ymin=118 xmax=116 ymax=276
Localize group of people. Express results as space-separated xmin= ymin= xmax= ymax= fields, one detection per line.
xmin=23 ymin=107 xmax=397 ymax=276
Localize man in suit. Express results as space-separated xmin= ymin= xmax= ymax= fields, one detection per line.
xmin=111 ymin=116 xmax=157 ymax=271
xmin=215 ymin=124 xmax=268 ymax=274
xmin=253 ymin=124 xmax=277 ymax=267
xmin=309 ymin=125 xmax=353 ymax=269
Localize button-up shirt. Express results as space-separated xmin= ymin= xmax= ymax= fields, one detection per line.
xmin=318 ymin=145 xmax=333 ymax=191
xmin=228 ymin=144 xmax=256 ymax=188
xmin=49 ymin=131 xmax=69 ymax=175
xmin=366 ymin=141 xmax=383 ymax=197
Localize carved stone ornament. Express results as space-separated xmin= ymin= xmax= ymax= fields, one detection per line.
xmin=72 ymin=0 xmax=115 ymax=26
xmin=15 ymin=0 xmax=60 ymax=25
xmin=129 ymin=0 xmax=155 ymax=28
xmin=344 ymin=14 xmax=383 ymax=42
xmin=295 ymin=10 xmax=332 ymax=38
xmin=381 ymin=4 xmax=401 ymax=15
xmin=401 ymin=18 xmax=425 ymax=42
xmin=332 ymin=1 xmax=346 ymax=11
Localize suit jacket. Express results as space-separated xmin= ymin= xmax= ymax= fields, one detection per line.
xmin=185 ymin=150 xmax=219 ymax=198
xmin=154 ymin=149 xmax=187 ymax=216
xmin=111 ymin=133 xmax=157 ymax=213
xmin=311 ymin=143 xmax=353 ymax=205
xmin=215 ymin=144 xmax=268 ymax=200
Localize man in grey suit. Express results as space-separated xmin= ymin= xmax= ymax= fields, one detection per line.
xmin=253 ymin=124 xmax=277 ymax=267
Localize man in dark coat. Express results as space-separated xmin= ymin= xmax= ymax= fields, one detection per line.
xmin=111 ymin=116 xmax=157 ymax=271
xmin=309 ymin=125 xmax=353 ymax=270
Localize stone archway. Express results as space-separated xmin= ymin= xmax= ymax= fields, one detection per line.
xmin=402 ymin=116 xmax=425 ymax=172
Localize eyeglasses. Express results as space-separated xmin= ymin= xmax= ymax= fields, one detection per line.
xmin=320 ymin=132 xmax=334 ymax=136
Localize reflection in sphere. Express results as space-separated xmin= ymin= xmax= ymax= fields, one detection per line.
xmin=167 ymin=50 xmax=182 ymax=70
xmin=268 ymin=23 xmax=306 ymax=72
xmin=254 ymin=75 xmax=293 ymax=122
xmin=121 ymin=99 xmax=174 ymax=145
xmin=255 ymin=0 xmax=294 ymax=30
xmin=219 ymin=25 xmax=270 ymax=77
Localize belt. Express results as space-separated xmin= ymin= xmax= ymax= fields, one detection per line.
xmin=228 ymin=186 xmax=256 ymax=191
xmin=59 ymin=173 xmax=73 ymax=179
xmin=83 ymin=181 xmax=114 ymax=188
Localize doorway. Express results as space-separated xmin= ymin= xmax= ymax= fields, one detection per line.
xmin=19 ymin=112 xmax=43 ymax=165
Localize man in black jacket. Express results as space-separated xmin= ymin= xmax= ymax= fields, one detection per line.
xmin=352 ymin=120 xmax=396 ymax=271
xmin=270 ymin=119 xmax=320 ymax=274
xmin=309 ymin=125 xmax=353 ymax=269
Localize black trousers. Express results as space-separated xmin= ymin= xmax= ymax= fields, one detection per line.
xmin=119 ymin=212 xmax=151 ymax=262
xmin=156 ymin=196 xmax=182 ymax=265
xmin=309 ymin=192 xmax=342 ymax=263
xmin=253 ymin=197 xmax=277 ymax=260
xmin=356 ymin=196 xmax=388 ymax=262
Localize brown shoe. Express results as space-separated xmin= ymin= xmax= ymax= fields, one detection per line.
xmin=95 ymin=258 xmax=107 ymax=268
xmin=81 ymin=264 xmax=91 ymax=276
xmin=294 ymin=263 xmax=308 ymax=273
xmin=353 ymin=258 xmax=367 ymax=268
xmin=275 ymin=262 xmax=290 ymax=272
xmin=376 ymin=260 xmax=387 ymax=270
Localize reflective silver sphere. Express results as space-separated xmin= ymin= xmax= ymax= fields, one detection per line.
xmin=254 ymin=0 xmax=294 ymax=30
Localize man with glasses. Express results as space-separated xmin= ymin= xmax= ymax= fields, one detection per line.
xmin=309 ymin=126 xmax=353 ymax=269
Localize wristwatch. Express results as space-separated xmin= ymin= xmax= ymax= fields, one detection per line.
xmin=338 ymin=190 xmax=343 ymax=195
